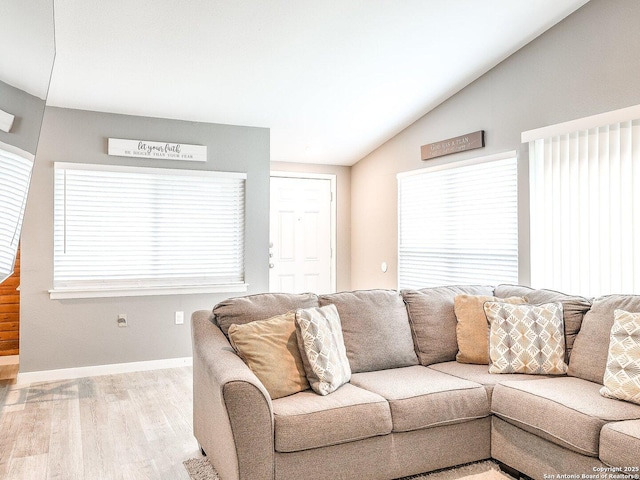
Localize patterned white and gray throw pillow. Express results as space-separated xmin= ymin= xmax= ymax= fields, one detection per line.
xmin=484 ymin=301 xmax=568 ymax=375
xmin=294 ymin=304 xmax=351 ymax=395
xmin=600 ymin=309 xmax=640 ymax=405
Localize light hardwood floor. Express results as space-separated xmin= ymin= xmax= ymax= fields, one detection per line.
xmin=0 ymin=367 xmax=201 ymax=479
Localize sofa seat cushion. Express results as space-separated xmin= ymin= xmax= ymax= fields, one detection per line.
xmin=492 ymin=377 xmax=640 ymax=457
xmin=599 ymin=420 xmax=640 ymax=467
xmin=272 ymin=383 xmax=392 ymax=453
xmin=428 ymin=361 xmax=551 ymax=402
xmin=350 ymin=365 xmax=489 ymax=433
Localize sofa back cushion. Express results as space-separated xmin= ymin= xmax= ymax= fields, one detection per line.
xmin=318 ymin=290 xmax=418 ymax=373
xmin=569 ymin=294 xmax=640 ymax=384
xmin=401 ymin=285 xmax=494 ymax=366
xmin=213 ymin=292 xmax=319 ymax=335
xmin=494 ymin=284 xmax=591 ymax=362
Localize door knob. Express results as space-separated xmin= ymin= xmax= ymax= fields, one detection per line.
xmin=269 ymin=263 xmax=275 ymax=268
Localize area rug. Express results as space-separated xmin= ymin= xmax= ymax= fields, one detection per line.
xmin=183 ymin=458 xmax=512 ymax=480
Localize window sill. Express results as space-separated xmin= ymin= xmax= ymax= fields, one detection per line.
xmin=48 ymin=283 xmax=249 ymax=300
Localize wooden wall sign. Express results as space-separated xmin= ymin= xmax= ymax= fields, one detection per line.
xmin=421 ymin=130 xmax=485 ymax=161
xmin=108 ymin=138 xmax=207 ymax=162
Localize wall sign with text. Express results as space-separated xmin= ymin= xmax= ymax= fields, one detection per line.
xmin=421 ymin=130 xmax=485 ymax=161
xmin=108 ymin=138 xmax=207 ymax=162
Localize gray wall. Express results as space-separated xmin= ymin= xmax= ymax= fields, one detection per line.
xmin=271 ymin=161 xmax=352 ymax=291
xmin=351 ymin=0 xmax=640 ymax=290
xmin=20 ymin=107 xmax=269 ymax=372
xmin=0 ymin=80 xmax=46 ymax=155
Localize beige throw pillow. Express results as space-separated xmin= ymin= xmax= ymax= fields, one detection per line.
xmin=600 ymin=309 xmax=640 ymax=405
xmin=228 ymin=312 xmax=310 ymax=400
xmin=484 ymin=302 xmax=568 ymax=375
xmin=454 ymin=294 xmax=527 ymax=364
xmin=295 ymin=304 xmax=351 ymax=395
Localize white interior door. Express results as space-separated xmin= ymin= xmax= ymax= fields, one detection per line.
xmin=269 ymin=176 xmax=333 ymax=294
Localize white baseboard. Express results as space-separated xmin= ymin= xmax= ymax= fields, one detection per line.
xmin=16 ymin=356 xmax=192 ymax=385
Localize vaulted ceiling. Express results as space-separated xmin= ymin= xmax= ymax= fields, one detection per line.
xmin=39 ymin=1 xmax=590 ymax=165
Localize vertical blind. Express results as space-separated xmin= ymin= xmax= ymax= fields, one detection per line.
xmin=529 ymin=120 xmax=640 ymax=296
xmin=0 ymin=148 xmax=32 ymax=281
xmin=53 ymin=163 xmax=246 ymax=292
xmin=397 ymin=153 xmax=518 ymax=290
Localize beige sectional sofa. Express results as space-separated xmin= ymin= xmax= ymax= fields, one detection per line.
xmin=191 ymin=285 xmax=640 ymax=480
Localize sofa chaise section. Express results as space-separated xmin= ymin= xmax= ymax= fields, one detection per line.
xmin=491 ymin=417 xmax=607 ymax=476
xmin=490 ymin=293 xmax=640 ymax=477
xmin=492 ymin=378 xmax=640 ymax=468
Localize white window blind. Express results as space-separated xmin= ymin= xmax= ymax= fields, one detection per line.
xmin=52 ymin=163 xmax=246 ymax=298
xmin=0 ymin=147 xmax=32 ymax=282
xmin=529 ymin=119 xmax=640 ymax=297
xmin=398 ymin=153 xmax=518 ymax=290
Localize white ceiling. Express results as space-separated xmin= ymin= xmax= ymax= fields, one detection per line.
xmin=0 ymin=0 xmax=55 ymax=100
xmin=45 ymin=0 xmax=590 ymax=166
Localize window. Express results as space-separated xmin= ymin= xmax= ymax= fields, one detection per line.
xmin=0 ymin=145 xmax=32 ymax=282
xmin=526 ymin=109 xmax=640 ymax=297
xmin=397 ymin=152 xmax=518 ymax=289
xmin=51 ymin=163 xmax=247 ymax=299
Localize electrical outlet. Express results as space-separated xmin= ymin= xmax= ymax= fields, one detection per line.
xmin=117 ymin=314 xmax=128 ymax=327
xmin=175 ymin=311 xmax=184 ymax=325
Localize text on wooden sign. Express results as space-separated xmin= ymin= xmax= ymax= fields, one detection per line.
xmin=421 ymin=130 xmax=485 ymax=161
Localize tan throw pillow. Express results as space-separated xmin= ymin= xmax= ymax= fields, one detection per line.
xmin=295 ymin=304 xmax=351 ymax=395
xmin=454 ymin=294 xmax=527 ymax=364
xmin=600 ymin=309 xmax=640 ymax=405
xmin=228 ymin=312 xmax=309 ymax=400
xmin=484 ymin=302 xmax=568 ymax=375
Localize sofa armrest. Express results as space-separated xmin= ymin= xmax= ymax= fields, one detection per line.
xmin=192 ymin=310 xmax=274 ymax=480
